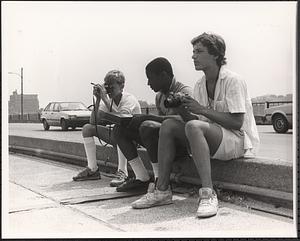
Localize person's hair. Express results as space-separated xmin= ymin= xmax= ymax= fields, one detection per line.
xmin=145 ymin=57 xmax=174 ymax=78
xmin=104 ymin=70 xmax=125 ymax=88
xmin=191 ymin=32 xmax=227 ymax=66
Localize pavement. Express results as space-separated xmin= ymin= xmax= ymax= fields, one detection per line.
xmin=4 ymin=153 xmax=296 ymax=238
xmin=4 ymin=123 xmax=297 ymax=237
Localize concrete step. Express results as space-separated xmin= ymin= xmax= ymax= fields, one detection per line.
xmin=9 ymin=135 xmax=293 ymax=208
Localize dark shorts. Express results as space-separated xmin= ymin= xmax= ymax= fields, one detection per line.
xmin=113 ymin=123 xmax=190 ymax=159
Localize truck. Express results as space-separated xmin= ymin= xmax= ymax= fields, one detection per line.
xmin=264 ymin=102 xmax=293 ymax=133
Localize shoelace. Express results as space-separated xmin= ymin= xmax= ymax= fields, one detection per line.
xmin=115 ymin=170 xmax=126 ymax=178
xmin=199 ymin=198 xmax=211 ymax=205
xmin=78 ymin=167 xmax=93 ymax=177
xmin=199 ymin=193 xmax=215 ymax=205
xmin=144 ymin=192 xmax=155 ymax=201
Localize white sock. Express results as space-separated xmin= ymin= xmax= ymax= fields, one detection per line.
xmin=117 ymin=145 xmax=128 ymax=176
xmin=83 ymin=137 xmax=98 ymax=171
xmin=151 ymin=162 xmax=159 ymax=180
xmin=129 ymin=156 xmax=150 ymax=182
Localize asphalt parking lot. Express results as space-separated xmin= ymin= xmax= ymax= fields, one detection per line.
xmin=8 ymin=123 xmax=294 ymax=162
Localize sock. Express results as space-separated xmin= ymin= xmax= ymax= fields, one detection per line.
xmin=117 ymin=145 xmax=128 ymax=176
xmin=83 ymin=137 xmax=98 ymax=171
xmin=151 ymin=162 xmax=159 ymax=180
xmin=128 ymin=156 xmax=150 ymax=182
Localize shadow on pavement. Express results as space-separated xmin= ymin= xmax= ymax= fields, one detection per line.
xmin=99 ymin=197 xmax=198 ymax=225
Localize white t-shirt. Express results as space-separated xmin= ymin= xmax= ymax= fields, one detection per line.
xmin=193 ymin=66 xmax=260 ymax=155
xmin=99 ymin=91 xmax=141 ymax=114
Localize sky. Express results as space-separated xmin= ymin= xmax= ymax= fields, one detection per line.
xmin=2 ymin=1 xmax=297 ymax=109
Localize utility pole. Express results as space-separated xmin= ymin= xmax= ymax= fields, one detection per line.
xmin=21 ymin=67 xmax=23 ymax=120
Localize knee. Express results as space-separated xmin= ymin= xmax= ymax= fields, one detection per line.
xmin=185 ymin=120 xmax=207 ymax=137
xmin=82 ymin=123 xmax=94 ymax=137
xmin=139 ymin=121 xmax=160 ymax=141
xmin=111 ymin=125 xmax=129 ymax=143
xmin=159 ymin=119 xmax=180 ymax=137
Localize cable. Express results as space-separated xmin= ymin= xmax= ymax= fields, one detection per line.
xmin=92 ymin=96 xmax=106 ymax=147
xmin=92 ymin=95 xmax=114 ymax=147
xmin=92 ymin=91 xmax=119 ymax=169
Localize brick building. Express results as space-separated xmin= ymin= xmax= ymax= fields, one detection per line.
xmin=9 ymin=90 xmax=39 ymax=115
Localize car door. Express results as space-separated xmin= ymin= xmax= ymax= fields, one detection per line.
xmin=52 ymin=103 xmax=62 ymax=126
xmin=41 ymin=103 xmax=51 ymax=122
xmin=47 ymin=102 xmax=56 ymax=125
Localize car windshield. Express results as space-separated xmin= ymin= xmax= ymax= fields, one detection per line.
xmin=60 ymin=102 xmax=88 ymax=111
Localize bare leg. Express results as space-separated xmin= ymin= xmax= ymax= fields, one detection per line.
xmin=82 ymin=123 xmax=116 ymax=145
xmin=185 ymin=120 xmax=222 ymax=189
xmin=156 ymin=119 xmax=188 ymax=191
xmin=139 ymin=120 xmax=161 ymax=163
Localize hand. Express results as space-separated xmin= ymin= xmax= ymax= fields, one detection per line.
xmin=172 ymin=104 xmax=197 ymax=122
xmin=181 ymin=96 xmax=206 ymax=115
xmin=93 ymin=84 xmax=107 ymax=100
xmin=93 ymin=84 xmax=101 ymax=99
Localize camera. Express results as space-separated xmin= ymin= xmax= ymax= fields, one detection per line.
xmin=104 ymin=83 xmax=113 ymax=95
xmin=91 ymin=82 xmax=113 ymax=95
xmin=164 ymin=92 xmax=185 ymax=108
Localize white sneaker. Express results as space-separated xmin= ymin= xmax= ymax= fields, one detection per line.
xmin=131 ymin=184 xmax=172 ymax=209
xmin=196 ymin=187 xmax=218 ymax=218
xmin=110 ymin=169 xmax=128 ymax=187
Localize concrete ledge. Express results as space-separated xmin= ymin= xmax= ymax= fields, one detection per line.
xmin=9 ymin=135 xmax=293 ymax=204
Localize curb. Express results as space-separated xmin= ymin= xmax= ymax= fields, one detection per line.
xmin=9 ymin=135 xmax=293 ymax=207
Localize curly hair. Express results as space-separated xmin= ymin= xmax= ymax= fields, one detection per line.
xmin=191 ymin=32 xmax=227 ymax=67
xmin=104 ymin=70 xmax=125 ymax=88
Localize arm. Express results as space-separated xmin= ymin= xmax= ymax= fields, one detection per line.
xmin=96 ymin=84 xmax=119 ymax=113
xmin=101 ymin=95 xmax=119 ymax=113
xmin=175 ymin=105 xmax=199 ymax=122
xmin=199 ymin=108 xmax=244 ymax=130
xmin=90 ymin=85 xmax=113 ymax=125
xmin=127 ymin=113 xmax=182 ymax=130
xmin=90 ymin=104 xmax=111 ymax=126
xmin=141 ymin=114 xmax=181 ymax=122
xmin=182 ymin=96 xmax=244 ymax=130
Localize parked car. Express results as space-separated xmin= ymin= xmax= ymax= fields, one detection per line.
xmin=264 ymin=103 xmax=292 ymax=133
xmin=40 ymin=102 xmax=91 ymax=131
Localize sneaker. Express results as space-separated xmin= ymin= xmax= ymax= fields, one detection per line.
xmin=72 ymin=167 xmax=101 ymax=181
xmin=131 ymin=185 xmax=173 ymax=209
xmin=196 ymin=187 xmax=218 ymax=218
xmin=110 ymin=170 xmax=128 ymax=187
xmin=116 ymin=178 xmax=150 ymax=192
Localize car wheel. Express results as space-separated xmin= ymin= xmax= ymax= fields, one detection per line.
xmin=43 ymin=119 xmax=50 ymax=130
xmin=61 ymin=119 xmax=68 ymax=131
xmin=272 ymin=114 xmax=289 ymax=133
xmin=71 ymin=126 xmax=76 ymax=130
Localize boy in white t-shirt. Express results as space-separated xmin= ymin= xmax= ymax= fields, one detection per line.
xmin=73 ymin=70 xmax=148 ymax=186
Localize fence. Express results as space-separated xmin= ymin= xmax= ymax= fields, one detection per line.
xmin=9 ymin=113 xmax=41 ymax=123
xmin=8 ymin=101 xmax=292 ymax=124
xmin=141 ymin=107 xmax=159 ymax=115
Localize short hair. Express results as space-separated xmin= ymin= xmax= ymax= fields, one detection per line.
xmin=191 ymin=32 xmax=227 ymax=66
xmin=104 ymin=70 xmax=125 ymax=86
xmin=145 ymin=57 xmax=174 ymax=78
